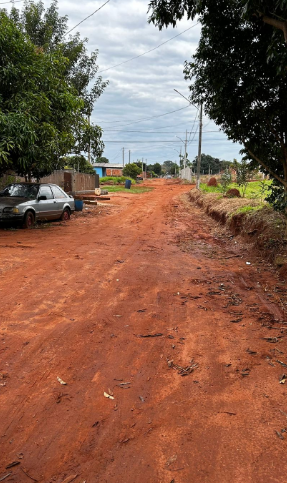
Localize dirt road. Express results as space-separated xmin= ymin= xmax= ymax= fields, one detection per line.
xmin=0 ymin=179 xmax=287 ymax=483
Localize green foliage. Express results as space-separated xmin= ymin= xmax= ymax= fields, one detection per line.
xmin=122 ymin=163 xmax=142 ymax=180
xmin=234 ymin=160 xmax=252 ymax=197
xmin=147 ymin=162 xmax=162 ymax=175
xmin=148 ymin=0 xmax=287 ymax=205
xmin=60 ymin=155 xmax=95 ymax=174
xmin=100 ymin=185 xmax=153 ymax=194
xmin=1 ymin=1 xmax=108 ymax=176
xmin=162 ymin=160 xmax=178 ymax=174
xmin=95 ymin=156 xmax=109 ymax=163
xmin=220 ymin=170 xmax=232 ymax=193
xmin=266 ymin=180 xmax=287 ymax=212
xmin=0 ymin=12 xmax=83 ymax=179
xmin=100 ymin=176 xmax=135 ymax=185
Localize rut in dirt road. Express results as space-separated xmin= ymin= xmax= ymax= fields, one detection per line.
xmin=0 ymin=180 xmax=287 ymax=483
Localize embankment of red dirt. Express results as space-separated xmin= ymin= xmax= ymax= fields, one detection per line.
xmin=189 ymin=188 xmax=287 ymax=278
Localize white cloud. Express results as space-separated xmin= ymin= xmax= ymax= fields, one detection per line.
xmin=8 ymin=0 xmax=243 ymax=164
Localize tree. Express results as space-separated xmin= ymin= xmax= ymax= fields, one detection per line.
xmin=192 ymin=154 xmax=221 ymax=174
xmin=60 ymin=155 xmax=95 ymax=174
xmin=95 ymin=156 xmax=109 ymax=164
xmin=7 ymin=0 xmax=108 ymax=162
xmin=153 ymin=163 xmax=162 ymax=175
xmin=148 ymin=0 xmax=287 ymax=216
xmin=162 ymin=160 xmax=177 ymax=174
xmin=234 ymin=159 xmax=252 ymax=197
xmin=123 ymin=163 xmax=142 ymax=180
xmin=0 ymin=12 xmax=84 ymax=179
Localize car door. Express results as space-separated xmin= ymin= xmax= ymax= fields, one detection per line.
xmin=36 ymin=185 xmax=55 ymax=220
xmin=51 ymin=185 xmax=67 ymax=218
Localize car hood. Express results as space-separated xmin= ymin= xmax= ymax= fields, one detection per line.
xmin=0 ymin=197 xmax=31 ymax=209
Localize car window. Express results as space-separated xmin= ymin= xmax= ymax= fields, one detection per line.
xmin=51 ymin=186 xmax=67 ymax=199
xmin=0 ymin=184 xmax=39 ymax=199
xmin=39 ymin=186 xmax=54 ymax=200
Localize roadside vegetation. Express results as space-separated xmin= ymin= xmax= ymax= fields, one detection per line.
xmin=100 ymin=176 xmax=135 ymax=185
xmin=101 ymin=185 xmax=154 ymax=194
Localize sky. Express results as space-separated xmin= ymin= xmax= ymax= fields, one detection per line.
xmin=7 ymin=0 xmax=243 ymax=167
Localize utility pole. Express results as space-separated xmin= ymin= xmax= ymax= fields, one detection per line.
xmin=145 ymin=159 xmax=147 ymax=179
xmin=88 ymin=115 xmax=91 ymax=164
xmin=184 ymin=130 xmax=187 ymax=171
xmin=142 ymin=157 xmax=144 ymax=174
xmin=196 ymin=102 xmax=203 ymax=189
xmin=122 ymin=147 xmax=125 ymax=167
xmin=129 ymin=150 xmax=131 ymax=164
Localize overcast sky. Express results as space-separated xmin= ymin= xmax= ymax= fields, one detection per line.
xmin=10 ymin=0 xmax=243 ymax=166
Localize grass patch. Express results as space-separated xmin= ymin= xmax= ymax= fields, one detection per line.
xmin=200 ymin=180 xmax=272 ymax=199
xmin=101 ymin=185 xmax=154 ymax=194
xmin=233 ymin=205 xmax=265 ymax=215
xmin=100 ymin=176 xmax=135 ymax=185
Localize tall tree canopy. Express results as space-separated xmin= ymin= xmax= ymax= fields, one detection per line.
xmin=0 ymin=12 xmax=83 ymax=179
xmin=0 ymin=1 xmax=108 ymax=178
xmin=148 ymin=0 xmax=287 ymax=210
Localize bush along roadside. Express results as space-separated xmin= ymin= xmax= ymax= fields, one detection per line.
xmin=189 ymin=188 xmax=287 ymax=279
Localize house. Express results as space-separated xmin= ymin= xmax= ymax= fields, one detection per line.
xmin=92 ymin=163 xmax=124 ymax=178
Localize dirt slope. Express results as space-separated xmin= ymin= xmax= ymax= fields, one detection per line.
xmin=0 ymin=179 xmax=287 ymax=483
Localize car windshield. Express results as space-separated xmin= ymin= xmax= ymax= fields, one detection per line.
xmin=0 ymin=184 xmax=39 ymax=199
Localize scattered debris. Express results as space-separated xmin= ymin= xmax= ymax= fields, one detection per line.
xmin=57 ymin=376 xmax=67 ymax=385
xmin=0 ymin=474 xmax=12 ymax=482
xmin=230 ymin=318 xmax=242 ymax=323
xmin=60 ymin=476 xmax=78 ymax=483
xmin=139 ymin=396 xmax=145 ymax=402
xmin=279 ymin=374 xmax=286 ymax=384
xmin=104 ymin=392 xmax=114 ymax=400
xmin=167 ymin=359 xmax=198 ymax=376
xmin=137 ymin=309 xmax=147 ymax=313
xmin=263 ymin=337 xmax=279 ymax=343
xmin=246 ymin=348 xmax=257 ymax=355
xmin=92 ymin=421 xmax=99 ymax=427
xmin=6 ymin=461 xmax=20 ymax=469
xmin=275 ymin=430 xmax=284 ymax=440
xmin=241 ymin=369 xmax=250 ymax=377
xmin=138 ymin=333 xmax=163 ymax=338
xmin=276 ymin=360 xmax=287 ymax=368
xmin=166 ymin=455 xmax=177 ymax=467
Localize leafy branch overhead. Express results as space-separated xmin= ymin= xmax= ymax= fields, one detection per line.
xmin=0 ymin=1 xmax=108 ymax=179
xmin=148 ymin=0 xmax=287 ymax=213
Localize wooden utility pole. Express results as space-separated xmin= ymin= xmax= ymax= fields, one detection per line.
xmin=88 ymin=115 xmax=91 ymax=164
xmin=196 ymin=102 xmax=203 ymax=189
xmin=129 ymin=150 xmax=131 ymax=164
xmin=184 ymin=130 xmax=187 ymax=171
xmin=122 ymin=147 xmax=125 ymax=167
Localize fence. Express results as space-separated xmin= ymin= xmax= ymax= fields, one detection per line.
xmin=0 ymin=170 xmax=99 ymax=193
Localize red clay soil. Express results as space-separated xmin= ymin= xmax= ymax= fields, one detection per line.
xmin=0 ymin=179 xmax=287 ymax=483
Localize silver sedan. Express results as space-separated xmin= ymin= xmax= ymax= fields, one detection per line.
xmin=0 ymin=183 xmax=75 ymax=228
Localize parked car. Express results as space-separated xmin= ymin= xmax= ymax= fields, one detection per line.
xmin=0 ymin=183 xmax=75 ymax=228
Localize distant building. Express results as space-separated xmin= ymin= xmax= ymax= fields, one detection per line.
xmin=92 ymin=163 xmax=124 ymax=177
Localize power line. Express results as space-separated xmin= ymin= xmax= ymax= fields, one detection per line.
xmin=103 ymin=130 xmax=219 ymax=134
xmin=98 ymin=22 xmax=199 ymax=74
xmin=65 ymin=0 xmax=110 ymax=36
xmin=98 ymin=105 xmax=191 ymax=127
xmin=0 ymin=0 xmax=22 ymax=4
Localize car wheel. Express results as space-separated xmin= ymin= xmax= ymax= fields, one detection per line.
xmin=61 ymin=208 xmax=71 ymax=221
xmin=23 ymin=211 xmax=35 ymax=229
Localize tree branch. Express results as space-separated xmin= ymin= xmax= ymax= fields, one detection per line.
xmin=245 ymin=145 xmax=287 ymax=188
xmin=258 ymin=12 xmax=287 ymax=44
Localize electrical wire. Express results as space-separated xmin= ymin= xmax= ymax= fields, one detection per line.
xmin=98 ymin=22 xmax=199 ymax=74
xmin=98 ymin=105 xmax=191 ymax=127
xmin=103 ymin=130 xmax=219 ymax=134
xmin=0 ymin=0 xmax=22 ymax=4
xmin=65 ymin=0 xmax=110 ymax=36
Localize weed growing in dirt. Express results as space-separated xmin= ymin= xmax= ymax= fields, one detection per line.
xmin=100 ymin=176 xmax=135 ymax=185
